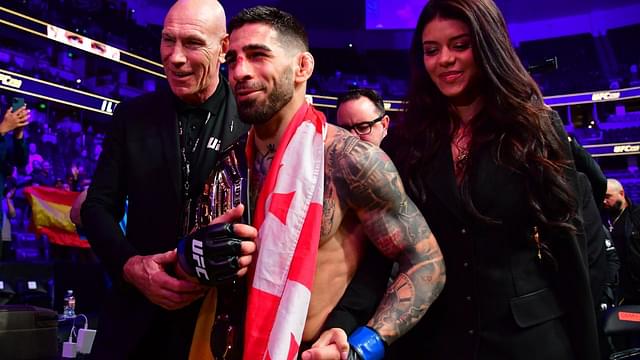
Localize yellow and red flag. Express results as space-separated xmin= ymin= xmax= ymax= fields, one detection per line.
xmin=23 ymin=186 xmax=89 ymax=248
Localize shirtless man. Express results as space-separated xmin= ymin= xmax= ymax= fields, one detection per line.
xmin=225 ymin=6 xmax=445 ymax=359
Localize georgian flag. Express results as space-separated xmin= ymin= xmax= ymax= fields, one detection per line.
xmin=244 ymin=103 xmax=326 ymax=360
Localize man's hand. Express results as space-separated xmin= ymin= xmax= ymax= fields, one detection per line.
xmin=123 ymin=249 xmax=206 ymax=310
xmin=0 ymin=106 xmax=30 ymax=137
xmin=176 ymin=204 xmax=257 ymax=285
xmin=301 ymin=328 xmax=350 ymax=360
xmin=210 ymin=204 xmax=257 ymax=279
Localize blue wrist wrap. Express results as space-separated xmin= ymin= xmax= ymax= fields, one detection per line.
xmin=348 ymin=326 xmax=385 ymax=360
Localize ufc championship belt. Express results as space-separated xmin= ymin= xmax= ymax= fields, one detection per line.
xmin=195 ymin=137 xmax=249 ymax=360
xmin=194 ymin=137 xmax=250 ymax=229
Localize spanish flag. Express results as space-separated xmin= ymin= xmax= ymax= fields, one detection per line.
xmin=24 ymin=186 xmax=89 ymax=248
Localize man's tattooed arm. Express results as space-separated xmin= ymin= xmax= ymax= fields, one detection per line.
xmin=330 ymin=130 xmax=446 ymax=344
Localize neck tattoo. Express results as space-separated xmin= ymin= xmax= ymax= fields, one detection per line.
xmin=251 ymin=143 xmax=276 ymax=208
xmin=255 ymin=144 xmax=276 ymax=179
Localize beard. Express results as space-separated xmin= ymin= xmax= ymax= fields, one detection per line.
xmin=612 ymin=199 xmax=624 ymax=212
xmin=236 ymin=68 xmax=294 ymax=125
xmin=605 ymin=199 xmax=624 ymax=215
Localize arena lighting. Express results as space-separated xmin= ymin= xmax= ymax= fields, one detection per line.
xmin=5 ymin=60 xmax=639 ymax=117
xmin=582 ymin=142 xmax=640 ymax=158
xmin=2 ymin=7 xmax=638 ymax=109
xmin=0 ymin=6 xmax=165 ymax=79
xmin=545 ymin=87 xmax=640 ymax=106
xmin=0 ymin=68 xmax=120 ymax=115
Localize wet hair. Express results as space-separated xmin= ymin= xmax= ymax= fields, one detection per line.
xmin=228 ymin=6 xmax=309 ymax=51
xmin=398 ymin=0 xmax=576 ymax=251
xmin=337 ymin=88 xmax=386 ymax=116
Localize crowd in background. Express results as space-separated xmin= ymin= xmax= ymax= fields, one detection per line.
xmin=2 ymin=0 xmax=640 ymax=101
xmin=0 ymin=1 xmax=639 ymax=359
xmin=0 ymin=0 xmax=639 ymax=241
xmin=0 ymin=95 xmax=104 ymax=243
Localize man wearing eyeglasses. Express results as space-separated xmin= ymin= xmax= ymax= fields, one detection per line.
xmin=337 ymin=88 xmax=390 ymax=146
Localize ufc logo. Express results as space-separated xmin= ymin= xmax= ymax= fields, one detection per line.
xmin=192 ymin=240 xmax=209 ymax=280
xmin=207 ymin=137 xmax=221 ymax=151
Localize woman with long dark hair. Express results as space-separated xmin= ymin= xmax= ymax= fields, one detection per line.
xmin=390 ymin=0 xmax=599 ymax=358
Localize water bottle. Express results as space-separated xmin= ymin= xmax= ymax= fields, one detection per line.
xmin=63 ymin=290 xmax=76 ymax=318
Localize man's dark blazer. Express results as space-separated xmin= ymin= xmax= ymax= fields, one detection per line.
xmin=388 ymin=118 xmax=599 ymax=360
xmin=81 ymin=80 xmax=250 ymax=359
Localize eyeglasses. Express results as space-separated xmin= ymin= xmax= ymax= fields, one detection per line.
xmin=342 ymin=114 xmax=385 ymax=135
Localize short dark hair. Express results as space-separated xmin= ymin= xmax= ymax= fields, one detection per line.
xmin=337 ymin=88 xmax=385 ymax=115
xmin=228 ymin=6 xmax=309 ymax=51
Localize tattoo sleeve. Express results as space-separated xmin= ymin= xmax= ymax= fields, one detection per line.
xmin=331 ymin=132 xmax=446 ymax=344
